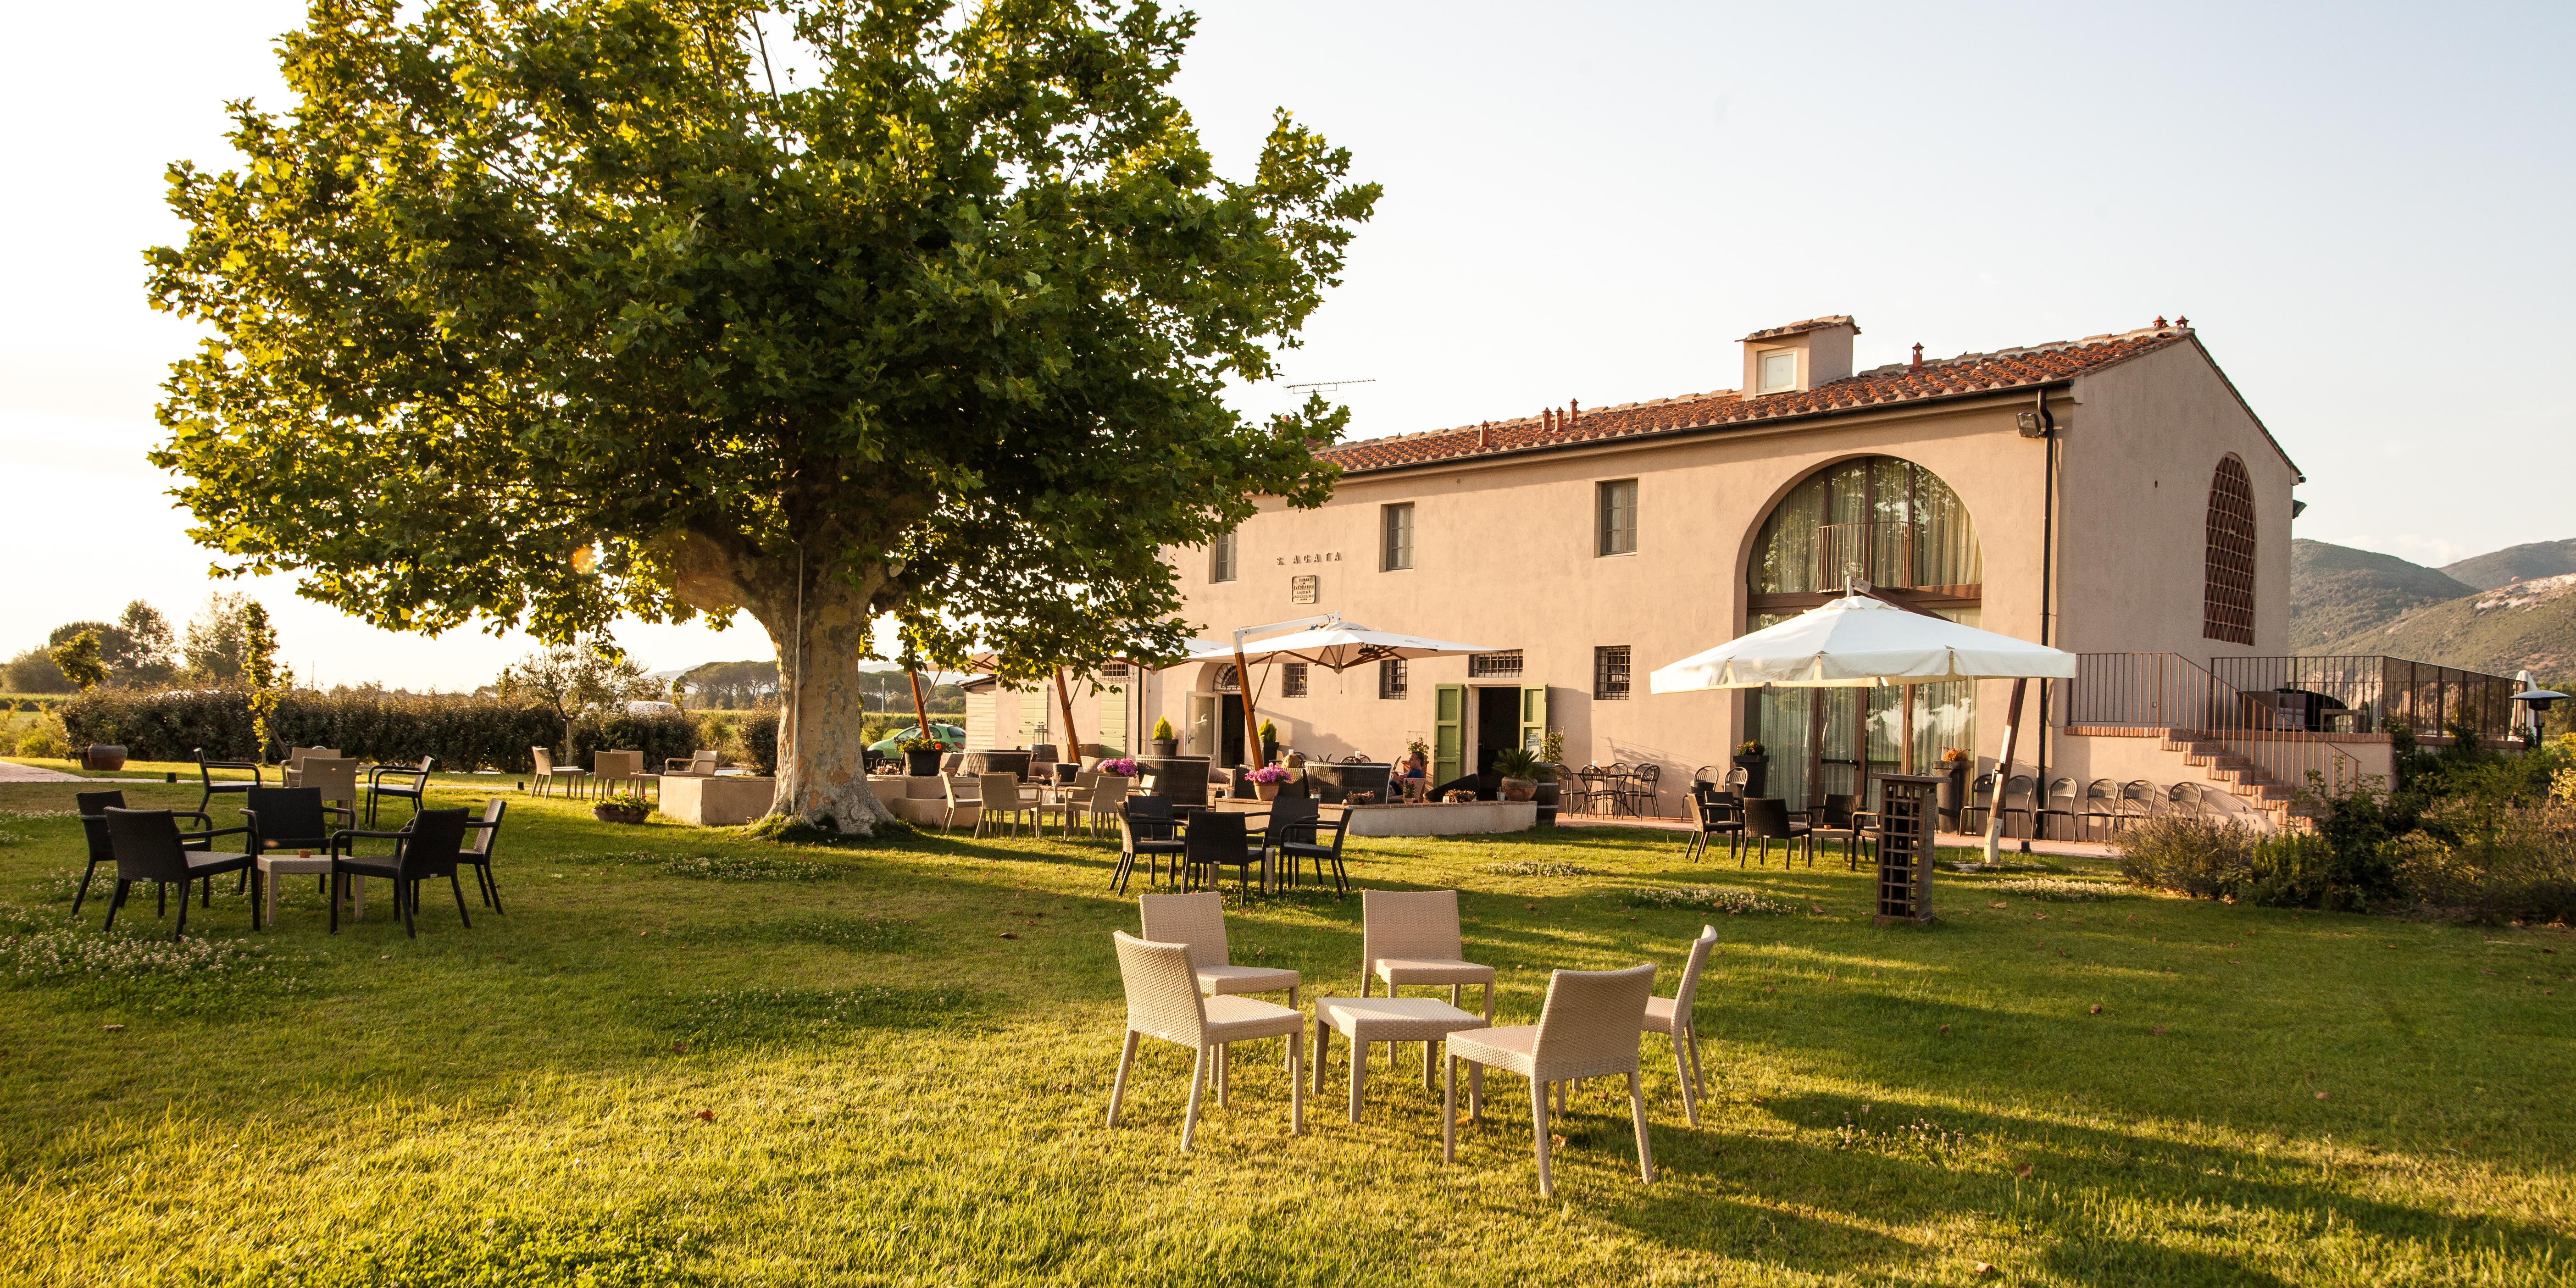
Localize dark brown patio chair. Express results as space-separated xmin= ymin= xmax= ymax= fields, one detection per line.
xmin=1812 ymin=793 xmax=1872 ymax=869
xmin=330 ymin=808 xmax=473 ymax=938
xmin=1737 ymin=797 xmax=1812 ymax=868
xmin=193 ymin=748 xmax=262 ymax=816
xmin=1181 ymin=809 xmax=1263 ymax=895
xmin=364 ymin=757 xmax=434 ymax=827
xmin=101 ymin=807 xmax=260 ymax=939
xmin=1113 ymin=796 xmax=1185 ymax=895
xmin=73 ymin=790 xmax=212 ymax=916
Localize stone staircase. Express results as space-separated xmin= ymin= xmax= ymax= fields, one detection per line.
xmin=2161 ymin=733 xmax=2324 ymax=829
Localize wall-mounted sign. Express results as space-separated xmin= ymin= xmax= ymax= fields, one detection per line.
xmin=1289 ymin=574 xmax=1319 ymax=605
xmin=1276 ymin=552 xmax=1341 ymax=565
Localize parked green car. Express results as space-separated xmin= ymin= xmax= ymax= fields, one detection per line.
xmin=868 ymin=723 xmax=965 ymax=755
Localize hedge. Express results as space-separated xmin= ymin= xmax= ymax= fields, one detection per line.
xmin=60 ymin=687 xmax=704 ymax=774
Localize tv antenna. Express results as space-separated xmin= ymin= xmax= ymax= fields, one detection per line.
xmin=1282 ymin=378 xmax=1377 ymax=392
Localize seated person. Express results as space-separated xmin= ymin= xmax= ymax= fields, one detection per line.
xmin=1424 ymin=770 xmax=1502 ymax=802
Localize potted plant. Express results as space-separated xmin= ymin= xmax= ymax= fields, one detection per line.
xmin=593 ymin=790 xmax=652 ymax=825
xmin=1937 ymin=747 xmax=1972 ymax=826
xmin=1403 ymin=735 xmax=1429 ymax=776
xmin=1532 ymin=732 xmax=1566 ymax=822
xmin=1246 ymin=764 xmax=1293 ymax=800
xmin=1492 ymin=747 xmax=1543 ymax=802
xmin=1732 ymin=739 xmax=1769 ymax=799
xmin=1148 ymin=717 xmax=1178 ymax=758
xmin=899 ymin=733 xmax=950 ymax=777
xmin=1257 ymin=718 xmax=1279 ymax=766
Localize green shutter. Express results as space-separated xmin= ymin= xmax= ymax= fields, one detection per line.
xmin=1520 ymin=684 xmax=1549 ymax=753
xmin=1433 ymin=684 xmax=1465 ymax=785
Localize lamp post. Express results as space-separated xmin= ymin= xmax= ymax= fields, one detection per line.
xmin=2510 ymin=669 xmax=2565 ymax=743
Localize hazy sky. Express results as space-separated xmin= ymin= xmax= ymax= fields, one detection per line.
xmin=5 ymin=2 xmax=2569 ymax=689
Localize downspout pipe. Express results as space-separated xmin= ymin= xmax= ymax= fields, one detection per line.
xmin=2029 ymin=388 xmax=2058 ymax=853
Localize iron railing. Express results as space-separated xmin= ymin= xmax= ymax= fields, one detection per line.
xmin=2205 ymin=655 xmax=2517 ymax=744
xmin=2065 ymin=652 xmax=2369 ymax=800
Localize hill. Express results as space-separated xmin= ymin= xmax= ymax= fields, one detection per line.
xmin=2323 ymin=572 xmax=2576 ymax=681
xmin=2442 ymin=538 xmax=2576 ymax=591
xmin=2287 ymin=539 xmax=2477 ymax=653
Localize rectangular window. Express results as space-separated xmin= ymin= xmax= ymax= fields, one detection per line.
xmin=1378 ymin=658 xmax=1409 ymax=700
xmin=1759 ymin=349 xmax=1797 ymax=394
xmin=1596 ymin=479 xmax=1638 ymax=556
xmin=1101 ymin=661 xmax=1131 ymax=679
xmin=1382 ymin=502 xmax=1415 ymax=571
xmin=1468 ymin=650 xmax=1524 ymax=678
xmin=1593 ymin=646 xmax=1632 ymax=700
xmin=1209 ymin=528 xmax=1238 ymax=583
xmin=1282 ymin=662 xmax=1309 ymax=698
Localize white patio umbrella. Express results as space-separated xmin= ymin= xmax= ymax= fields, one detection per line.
xmin=1648 ymin=593 xmax=2077 ymax=864
xmin=1216 ymin=613 xmax=1499 ymax=766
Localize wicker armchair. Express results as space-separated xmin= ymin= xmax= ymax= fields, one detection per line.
xmin=1106 ymin=931 xmax=1303 ymax=1152
xmin=1443 ymin=963 xmax=1658 ymax=1198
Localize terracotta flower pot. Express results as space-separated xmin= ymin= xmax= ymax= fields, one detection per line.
xmin=1254 ymin=781 xmax=1280 ymax=800
xmin=79 ymin=744 xmax=128 ymax=772
xmin=1499 ymin=776 xmax=1538 ymax=802
xmin=593 ymin=804 xmax=648 ymax=825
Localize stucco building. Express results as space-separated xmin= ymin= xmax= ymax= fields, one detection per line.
xmin=1039 ymin=314 xmax=2367 ymax=821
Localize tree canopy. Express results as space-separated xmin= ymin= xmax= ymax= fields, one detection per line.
xmin=149 ymin=0 xmax=1375 ymax=827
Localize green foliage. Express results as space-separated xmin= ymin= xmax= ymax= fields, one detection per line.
xmin=47 ymin=630 xmax=107 ymax=692
xmin=2 ymin=650 xmax=72 ymax=694
xmin=1151 ymin=716 xmax=1176 ymax=742
xmin=1618 ymin=885 xmax=1801 ymax=915
xmin=1491 ymin=746 xmax=1543 ymax=780
xmin=58 ymin=686 xmax=698 ymax=772
xmin=595 ymin=791 xmax=654 ymax=814
xmin=2116 ymin=814 xmax=2260 ymax=899
xmin=1984 ymin=877 xmax=2124 ymax=902
xmin=240 ymin=601 xmax=286 ymax=761
xmin=182 ymin=590 xmax=253 ymax=683
xmin=1736 ymin=740 xmax=1765 ymax=757
xmin=736 ymin=711 xmax=780 ymax=775
xmin=146 ymin=0 xmax=1375 ymax=711
xmin=2383 ymin=805 xmax=2576 ymax=923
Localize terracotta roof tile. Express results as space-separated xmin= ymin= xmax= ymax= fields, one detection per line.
xmin=1321 ymin=324 xmax=2198 ymax=475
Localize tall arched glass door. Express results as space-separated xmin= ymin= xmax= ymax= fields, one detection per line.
xmin=1744 ymin=457 xmax=1982 ymax=811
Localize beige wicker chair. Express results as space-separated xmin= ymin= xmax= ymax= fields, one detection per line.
xmin=1643 ymin=926 xmax=1719 ymax=1125
xmin=593 ymin=749 xmax=647 ymax=798
xmin=934 ymin=774 xmax=981 ymax=833
xmin=1141 ymin=890 xmax=1300 ymax=1081
xmin=1358 ymin=889 xmax=1495 ymax=1078
xmin=1081 ymin=776 xmax=1131 ymax=839
xmin=281 ymin=746 xmax=341 ymax=788
xmin=1444 ymin=963 xmax=1657 ymax=1198
xmin=976 ymin=773 xmax=1033 ymax=838
xmin=1108 ymin=931 xmax=1304 ymax=1151
xmin=530 ymin=747 xmax=588 ymax=798
xmin=298 ymin=758 xmax=360 ymax=817
xmin=665 ymin=749 xmax=720 ymax=777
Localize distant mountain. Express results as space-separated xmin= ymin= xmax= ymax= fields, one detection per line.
xmin=2442 ymin=538 xmax=2576 ymax=591
xmin=2287 ymin=539 xmax=2477 ymax=653
xmin=2322 ymin=573 xmax=2576 ymax=681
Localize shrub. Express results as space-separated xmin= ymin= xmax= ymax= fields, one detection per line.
xmin=2386 ymin=804 xmax=2576 ymax=924
xmin=2116 ymin=814 xmax=2258 ymax=899
xmin=736 ymin=711 xmax=780 ymax=775
xmin=15 ymin=728 xmax=67 ymax=759
xmin=57 ymin=686 xmax=701 ymax=772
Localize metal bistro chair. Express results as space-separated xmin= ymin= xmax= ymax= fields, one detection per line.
xmin=1960 ymin=772 xmax=1996 ymax=835
xmin=2079 ymin=778 xmax=2124 ymax=841
xmin=1997 ymin=775 xmax=2038 ymax=839
xmin=2118 ymin=780 xmax=2161 ymax=830
xmin=193 ymin=748 xmax=263 ymax=816
xmin=364 ymin=757 xmax=434 ymax=827
xmin=102 ymin=807 xmax=261 ymax=939
xmin=1618 ymin=762 xmax=1663 ymax=818
xmin=72 ymin=790 xmax=212 ymax=917
xmin=2036 ymin=777 xmax=2081 ymax=842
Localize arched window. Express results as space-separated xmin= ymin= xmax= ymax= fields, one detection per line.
xmin=1743 ymin=456 xmax=1982 ymax=812
xmin=2202 ymin=454 xmax=2257 ymax=645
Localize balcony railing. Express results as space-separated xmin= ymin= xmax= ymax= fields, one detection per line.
xmin=2065 ymin=652 xmax=2371 ymax=799
xmin=2204 ymin=655 xmax=2518 ymax=744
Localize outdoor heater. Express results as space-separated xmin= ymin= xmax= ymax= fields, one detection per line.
xmin=2511 ymin=670 xmax=2565 ymax=742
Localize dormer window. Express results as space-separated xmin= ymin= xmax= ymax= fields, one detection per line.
xmin=1758 ymin=349 xmax=1797 ymax=394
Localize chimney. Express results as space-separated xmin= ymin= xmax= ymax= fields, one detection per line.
xmin=1740 ymin=316 xmax=1859 ymax=397
xmin=1910 ymin=343 xmax=1923 ymax=370
xmin=1478 ymin=420 xmax=1491 ymax=449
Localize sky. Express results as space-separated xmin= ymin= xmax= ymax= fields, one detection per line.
xmin=5 ymin=1 xmax=2569 ymax=690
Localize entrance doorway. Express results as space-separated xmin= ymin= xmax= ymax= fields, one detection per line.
xmin=1473 ymin=686 xmax=1520 ymax=776
xmin=1187 ymin=691 xmax=1248 ymax=768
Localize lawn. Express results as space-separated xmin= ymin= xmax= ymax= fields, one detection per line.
xmin=1 ymin=761 xmax=2569 ymax=1286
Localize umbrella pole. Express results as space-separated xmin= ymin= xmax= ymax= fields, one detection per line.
xmin=1983 ymin=679 xmax=2027 ymax=866
xmin=908 ymin=666 xmax=931 ymax=741
xmin=1054 ymin=668 xmax=1079 ymax=760
xmin=1232 ymin=644 xmax=1263 ymax=768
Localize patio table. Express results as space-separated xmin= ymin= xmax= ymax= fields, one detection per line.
xmin=1312 ymin=996 xmax=1491 ymax=1122
xmin=255 ymin=851 xmax=364 ymax=926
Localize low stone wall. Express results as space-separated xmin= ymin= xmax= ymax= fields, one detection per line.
xmin=1344 ymin=799 xmax=1537 ymax=837
xmin=663 ymin=774 xmax=777 ymax=827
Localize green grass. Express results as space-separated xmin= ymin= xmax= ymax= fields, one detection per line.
xmin=1 ymin=759 xmax=2570 ymax=1285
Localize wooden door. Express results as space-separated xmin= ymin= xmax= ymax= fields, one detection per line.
xmin=1434 ymin=683 xmax=1465 ymax=784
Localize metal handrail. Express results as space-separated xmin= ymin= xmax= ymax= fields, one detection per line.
xmin=2206 ymin=655 xmax=2517 ymax=743
xmin=2066 ymin=652 xmax=2369 ymax=801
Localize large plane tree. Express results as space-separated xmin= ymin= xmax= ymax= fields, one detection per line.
xmin=149 ymin=0 xmax=1374 ymax=829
